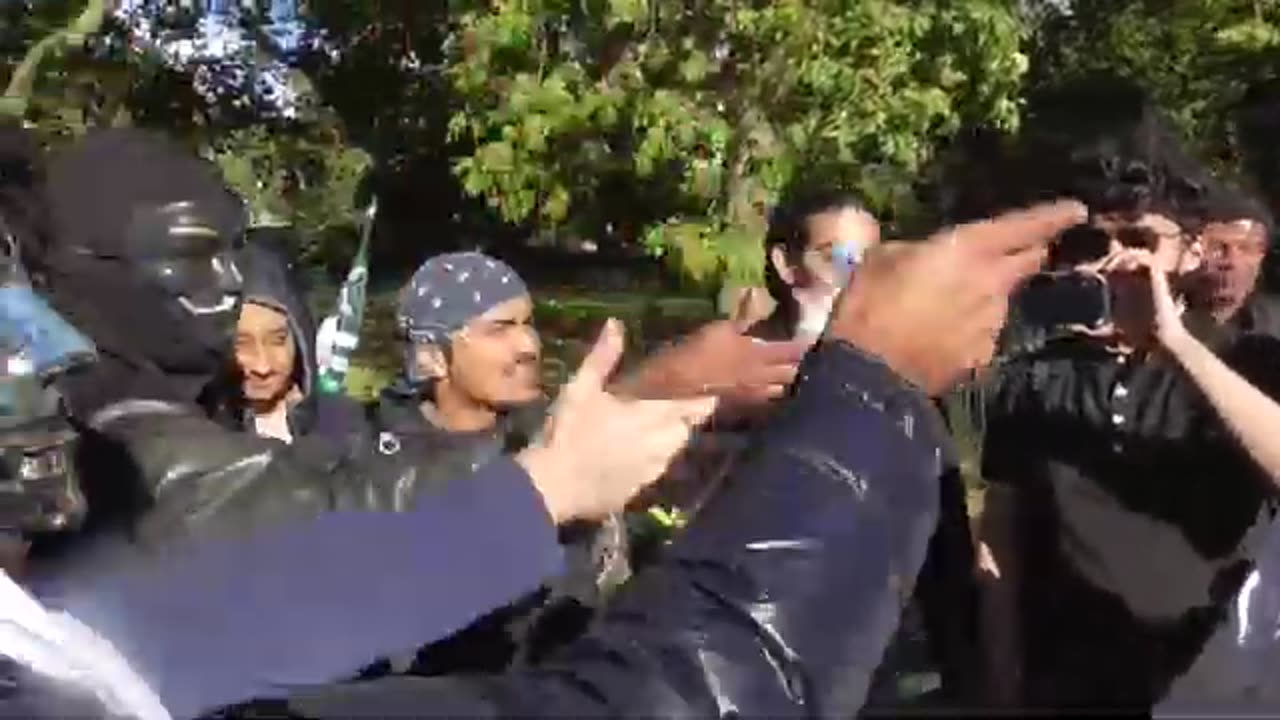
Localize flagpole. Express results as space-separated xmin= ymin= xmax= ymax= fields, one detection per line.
xmin=316 ymin=198 xmax=377 ymax=395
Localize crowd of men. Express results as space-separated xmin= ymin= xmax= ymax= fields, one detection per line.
xmin=0 ymin=77 xmax=1279 ymax=718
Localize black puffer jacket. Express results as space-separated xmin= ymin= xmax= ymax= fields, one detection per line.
xmin=357 ymin=386 xmax=628 ymax=676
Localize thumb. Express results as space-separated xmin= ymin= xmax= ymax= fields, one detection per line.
xmin=729 ymin=287 xmax=758 ymax=333
xmin=566 ymin=318 xmax=625 ymax=393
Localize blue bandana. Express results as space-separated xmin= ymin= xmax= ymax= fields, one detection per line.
xmin=396 ymin=252 xmax=528 ymax=381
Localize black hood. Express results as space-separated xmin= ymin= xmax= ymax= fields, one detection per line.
xmin=35 ymin=130 xmax=246 ymax=415
xmin=222 ymin=229 xmax=322 ymax=435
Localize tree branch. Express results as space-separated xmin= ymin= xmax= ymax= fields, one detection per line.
xmin=1 ymin=0 xmax=109 ymax=121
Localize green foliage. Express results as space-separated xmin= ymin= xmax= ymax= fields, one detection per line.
xmin=210 ymin=125 xmax=372 ymax=263
xmin=1029 ymin=0 xmax=1280 ymax=167
xmin=9 ymin=1 xmax=1280 ymax=288
xmin=447 ymin=0 xmax=1029 ymax=285
xmin=0 ymin=0 xmax=107 ymax=123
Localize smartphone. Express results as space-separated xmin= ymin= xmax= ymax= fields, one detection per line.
xmin=1018 ymin=271 xmax=1110 ymax=330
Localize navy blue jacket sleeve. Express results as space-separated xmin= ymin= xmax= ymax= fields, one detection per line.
xmin=286 ymin=339 xmax=951 ymax=719
xmin=37 ymin=456 xmax=563 ymax=720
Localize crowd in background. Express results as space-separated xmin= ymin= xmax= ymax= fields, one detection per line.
xmin=1 ymin=73 xmax=1280 ymax=719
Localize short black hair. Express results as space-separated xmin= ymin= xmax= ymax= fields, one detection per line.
xmin=762 ymin=186 xmax=870 ymax=304
xmin=1201 ymin=180 xmax=1275 ymax=236
xmin=1018 ymin=75 xmax=1210 ymax=228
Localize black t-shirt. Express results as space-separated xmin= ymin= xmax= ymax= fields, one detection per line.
xmin=982 ymin=318 xmax=1280 ymax=708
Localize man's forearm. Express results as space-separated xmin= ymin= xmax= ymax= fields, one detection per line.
xmin=1166 ymin=329 xmax=1280 ymax=487
xmin=37 ymin=457 xmax=563 ymax=719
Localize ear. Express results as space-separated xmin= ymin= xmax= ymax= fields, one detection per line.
xmin=768 ymin=245 xmax=797 ymax=286
xmin=414 ymin=343 xmax=449 ymax=380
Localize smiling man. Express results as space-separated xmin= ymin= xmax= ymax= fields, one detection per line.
xmin=225 ymin=236 xmax=364 ymax=446
xmin=358 ymin=251 xmax=626 ymax=679
xmin=372 ymin=252 xmax=545 ymax=448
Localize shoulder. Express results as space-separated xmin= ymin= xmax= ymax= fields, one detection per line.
xmin=1223 ymin=333 xmax=1280 ymax=401
xmin=1245 ymin=294 xmax=1280 ymax=339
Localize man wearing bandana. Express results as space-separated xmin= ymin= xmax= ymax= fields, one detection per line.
xmin=360 ymin=252 xmax=628 ymax=677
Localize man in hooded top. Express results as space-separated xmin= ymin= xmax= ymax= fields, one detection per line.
xmin=359 ymin=251 xmax=627 ymax=676
xmin=221 ymin=231 xmax=365 ymax=448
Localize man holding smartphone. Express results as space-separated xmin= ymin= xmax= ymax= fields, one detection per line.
xmin=978 ymin=110 xmax=1280 ymax=711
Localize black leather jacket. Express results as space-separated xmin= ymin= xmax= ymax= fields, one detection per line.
xmin=356 ymin=387 xmax=627 ymax=676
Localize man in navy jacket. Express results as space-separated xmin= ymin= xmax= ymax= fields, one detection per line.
xmin=36 ymin=198 xmax=1080 ymax=718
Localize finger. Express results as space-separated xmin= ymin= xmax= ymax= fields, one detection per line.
xmin=627 ymin=397 xmax=712 ymax=427
xmin=730 ymin=288 xmax=760 ymax=332
xmin=749 ymin=339 xmax=810 ymax=364
xmin=991 ymin=245 xmax=1050 ymax=292
xmin=747 ymin=362 xmax=801 ymax=388
xmin=1147 ymin=260 xmax=1173 ymax=299
xmin=665 ymin=396 xmax=718 ymax=426
xmin=564 ymin=317 xmax=625 ymax=394
xmin=948 ymin=199 xmax=1088 ymax=257
xmin=740 ymin=383 xmax=791 ymax=402
xmin=1100 ymin=248 xmax=1154 ymax=273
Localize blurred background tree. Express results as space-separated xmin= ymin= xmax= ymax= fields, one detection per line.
xmin=4 ymin=0 xmax=1279 ymax=285
xmin=445 ymin=0 xmax=1028 ymax=286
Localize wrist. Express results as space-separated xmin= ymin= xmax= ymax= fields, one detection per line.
xmin=1158 ymin=321 xmax=1196 ymax=359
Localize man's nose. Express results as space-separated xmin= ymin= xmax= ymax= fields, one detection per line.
xmin=515 ymin=325 xmax=541 ymax=355
xmin=242 ymin=350 xmax=273 ymax=376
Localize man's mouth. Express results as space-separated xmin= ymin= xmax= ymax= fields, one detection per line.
xmin=506 ymin=360 xmax=540 ymax=380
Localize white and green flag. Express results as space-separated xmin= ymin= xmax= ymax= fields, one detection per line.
xmin=315 ymin=200 xmax=376 ymax=395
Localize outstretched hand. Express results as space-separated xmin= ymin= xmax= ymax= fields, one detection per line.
xmin=828 ymin=200 xmax=1087 ymax=395
xmin=518 ymin=319 xmax=716 ymax=524
xmin=611 ymin=300 xmax=808 ymax=408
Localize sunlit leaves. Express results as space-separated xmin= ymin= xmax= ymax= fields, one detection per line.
xmin=1029 ymin=0 xmax=1280 ymax=165
xmin=448 ymin=0 xmax=1028 ymax=284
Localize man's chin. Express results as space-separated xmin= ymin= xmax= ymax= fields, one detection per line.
xmin=494 ymin=386 xmax=543 ymax=408
xmin=243 ymin=388 xmax=285 ymax=405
